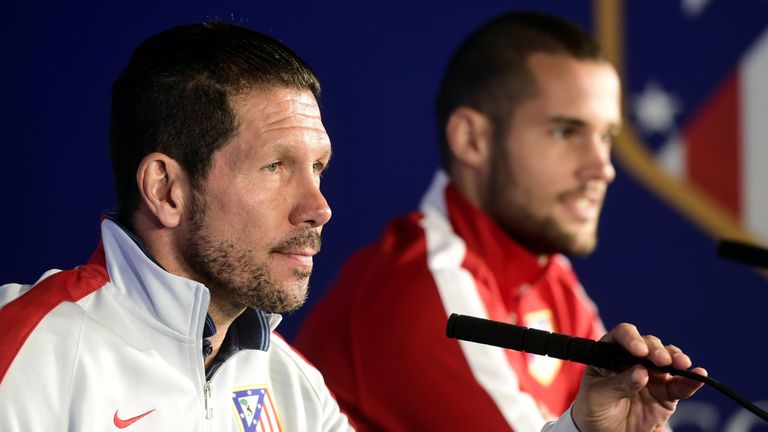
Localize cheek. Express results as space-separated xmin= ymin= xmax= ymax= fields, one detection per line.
xmin=507 ymin=164 xmax=563 ymax=216
xmin=205 ymin=191 xmax=267 ymax=233
xmin=240 ymin=194 xmax=292 ymax=239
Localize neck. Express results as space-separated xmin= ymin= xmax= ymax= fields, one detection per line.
xmin=448 ymin=163 xmax=488 ymax=210
xmin=204 ymin=296 xmax=246 ymax=369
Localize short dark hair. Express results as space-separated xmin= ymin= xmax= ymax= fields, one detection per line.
xmin=109 ymin=22 xmax=321 ymax=226
xmin=435 ymin=11 xmax=604 ymax=169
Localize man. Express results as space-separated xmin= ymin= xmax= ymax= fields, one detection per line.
xmin=0 ymin=20 xmax=701 ymax=432
xmin=296 ymin=11 xmax=660 ymax=431
xmin=0 ymin=22 xmax=347 ymax=431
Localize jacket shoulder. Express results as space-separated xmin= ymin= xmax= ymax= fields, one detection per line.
xmin=0 ymin=264 xmax=108 ymax=384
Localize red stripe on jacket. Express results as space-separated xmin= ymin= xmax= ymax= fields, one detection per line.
xmin=0 ymin=243 xmax=109 ymax=383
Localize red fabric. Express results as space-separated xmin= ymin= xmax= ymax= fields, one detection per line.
xmin=0 ymin=243 xmax=108 ymax=383
xmin=296 ymin=183 xmax=602 ymax=431
xmin=685 ymin=70 xmax=742 ymax=217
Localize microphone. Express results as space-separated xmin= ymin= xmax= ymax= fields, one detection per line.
xmin=717 ymin=239 xmax=768 ymax=268
xmin=446 ymin=313 xmax=668 ymax=373
xmin=445 ymin=313 xmax=768 ymax=423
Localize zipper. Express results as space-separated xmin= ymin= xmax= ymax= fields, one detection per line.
xmin=204 ymin=381 xmax=213 ymax=419
xmin=201 ymin=351 xmax=249 ymax=421
xmin=196 ymin=287 xmax=213 ymax=423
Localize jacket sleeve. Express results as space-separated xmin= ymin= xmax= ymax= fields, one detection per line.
xmin=542 ymin=406 xmax=580 ymax=432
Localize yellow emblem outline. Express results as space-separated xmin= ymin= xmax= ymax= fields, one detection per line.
xmin=593 ymin=0 xmax=762 ymax=245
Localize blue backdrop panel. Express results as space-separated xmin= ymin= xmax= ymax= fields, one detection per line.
xmin=2 ymin=1 xmax=765 ymax=430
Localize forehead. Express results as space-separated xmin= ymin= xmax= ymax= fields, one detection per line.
xmin=231 ymin=87 xmax=324 ymax=130
xmin=220 ymin=87 xmax=330 ymax=160
xmin=521 ymin=53 xmax=621 ymax=121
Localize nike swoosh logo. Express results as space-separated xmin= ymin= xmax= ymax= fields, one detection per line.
xmin=113 ymin=409 xmax=155 ymax=428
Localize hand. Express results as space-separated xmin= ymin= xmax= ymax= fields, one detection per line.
xmin=571 ymin=323 xmax=706 ymax=432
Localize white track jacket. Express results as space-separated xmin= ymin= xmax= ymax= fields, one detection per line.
xmin=0 ymin=218 xmax=351 ymax=431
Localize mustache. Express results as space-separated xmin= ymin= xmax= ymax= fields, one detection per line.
xmin=270 ymin=229 xmax=322 ymax=254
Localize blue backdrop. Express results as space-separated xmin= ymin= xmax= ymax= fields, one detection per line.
xmin=3 ymin=1 xmax=767 ymax=430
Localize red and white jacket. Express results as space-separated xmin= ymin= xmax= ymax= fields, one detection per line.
xmin=296 ymin=171 xmax=604 ymax=431
xmin=0 ymin=218 xmax=351 ymax=431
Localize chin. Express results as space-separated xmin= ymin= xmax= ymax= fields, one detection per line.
xmin=277 ymin=281 xmax=311 ymax=313
xmin=534 ymin=219 xmax=597 ymax=257
xmin=564 ymin=235 xmax=598 ymax=257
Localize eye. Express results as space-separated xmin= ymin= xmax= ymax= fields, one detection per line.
xmin=264 ymin=162 xmax=280 ymax=173
xmin=600 ymin=131 xmax=617 ymax=147
xmin=552 ymin=127 xmax=574 ymax=140
xmin=313 ymin=160 xmax=327 ymax=175
xmin=600 ymin=134 xmax=613 ymax=146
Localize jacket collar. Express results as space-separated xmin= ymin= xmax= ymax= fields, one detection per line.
xmin=98 ymin=216 xmax=278 ymax=350
xmin=420 ymin=171 xmax=557 ymax=297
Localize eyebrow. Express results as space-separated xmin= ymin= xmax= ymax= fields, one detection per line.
xmin=548 ymin=116 xmax=586 ymax=127
xmin=548 ymin=116 xmax=622 ymax=134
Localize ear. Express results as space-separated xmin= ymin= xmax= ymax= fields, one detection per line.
xmin=136 ymin=152 xmax=190 ymax=229
xmin=445 ymin=106 xmax=493 ymax=170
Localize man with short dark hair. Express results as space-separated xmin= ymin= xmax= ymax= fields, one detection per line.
xmin=296 ymin=11 xmax=687 ymax=431
xmin=0 ymin=22 xmax=346 ymax=431
xmin=0 ymin=20 xmax=702 ymax=432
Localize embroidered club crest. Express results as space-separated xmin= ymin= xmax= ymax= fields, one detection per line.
xmin=523 ymin=309 xmax=561 ymax=386
xmin=231 ymin=386 xmax=283 ymax=432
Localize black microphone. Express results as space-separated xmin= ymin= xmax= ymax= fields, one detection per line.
xmin=445 ymin=313 xmax=768 ymax=423
xmin=446 ymin=313 xmax=673 ymax=373
xmin=717 ymin=239 xmax=768 ymax=268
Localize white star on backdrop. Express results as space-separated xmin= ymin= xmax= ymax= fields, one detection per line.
xmin=681 ymin=0 xmax=712 ymax=18
xmin=656 ymin=132 xmax=686 ymax=180
xmin=632 ymin=81 xmax=682 ymax=136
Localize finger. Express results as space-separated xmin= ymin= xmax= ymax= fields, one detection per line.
xmin=666 ymin=344 xmax=693 ymax=370
xmin=643 ymin=335 xmax=673 ymax=366
xmin=667 ymin=367 xmax=707 ymax=400
xmin=602 ymin=323 xmax=649 ymax=357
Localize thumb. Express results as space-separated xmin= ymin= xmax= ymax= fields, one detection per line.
xmin=573 ymin=366 xmax=649 ymax=430
xmin=590 ymin=365 xmax=649 ymax=400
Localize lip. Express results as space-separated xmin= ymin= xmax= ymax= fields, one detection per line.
xmin=561 ymin=193 xmax=602 ymax=222
xmin=274 ymin=249 xmax=316 ymax=269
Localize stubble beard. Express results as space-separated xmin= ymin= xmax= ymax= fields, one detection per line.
xmin=484 ymin=143 xmax=599 ymax=257
xmin=182 ymin=190 xmax=319 ymax=314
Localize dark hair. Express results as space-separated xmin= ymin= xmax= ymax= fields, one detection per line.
xmin=109 ymin=22 xmax=321 ymax=226
xmin=435 ymin=11 xmax=604 ymax=169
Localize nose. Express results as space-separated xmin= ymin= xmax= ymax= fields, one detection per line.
xmin=289 ymin=176 xmax=332 ymax=228
xmin=577 ymin=134 xmax=615 ymax=184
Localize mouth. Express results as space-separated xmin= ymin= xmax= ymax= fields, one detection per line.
xmin=559 ymin=187 xmax=605 ymax=223
xmin=271 ymin=251 xmax=315 ymax=277
xmin=270 ymin=230 xmax=322 ymax=273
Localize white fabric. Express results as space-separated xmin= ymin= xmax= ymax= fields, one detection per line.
xmin=543 ymin=407 xmax=580 ymax=432
xmin=420 ymin=170 xmax=548 ymax=431
xmin=0 ymin=219 xmax=351 ymax=431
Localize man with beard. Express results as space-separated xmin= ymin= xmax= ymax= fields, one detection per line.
xmin=0 ymin=20 xmax=703 ymax=432
xmin=0 ymin=22 xmax=346 ymax=431
xmin=296 ymin=11 xmax=648 ymax=432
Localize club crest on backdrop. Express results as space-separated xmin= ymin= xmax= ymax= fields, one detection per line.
xmin=596 ymin=0 xmax=768 ymax=245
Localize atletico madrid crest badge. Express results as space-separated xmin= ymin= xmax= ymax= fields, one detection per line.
xmin=232 ymin=385 xmax=283 ymax=432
